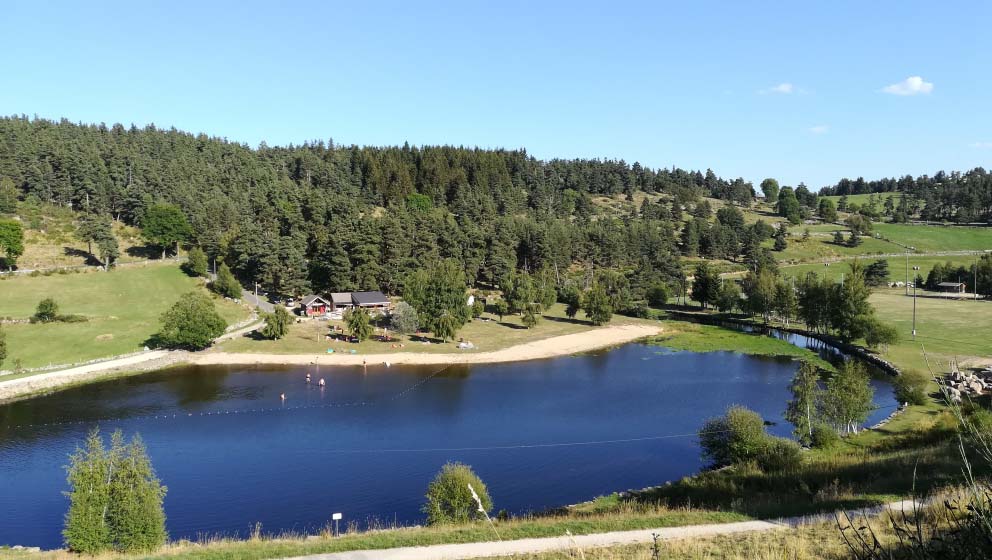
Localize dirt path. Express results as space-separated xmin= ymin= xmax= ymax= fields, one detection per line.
xmin=279 ymin=500 xmax=918 ymax=560
xmin=191 ymin=324 xmax=661 ymax=367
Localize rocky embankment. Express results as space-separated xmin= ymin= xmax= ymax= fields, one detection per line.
xmin=941 ymin=366 xmax=992 ymax=402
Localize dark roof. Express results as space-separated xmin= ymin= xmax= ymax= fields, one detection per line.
xmin=330 ymin=292 xmax=352 ymax=304
xmin=352 ymin=291 xmax=390 ymax=305
xmin=301 ymin=294 xmax=330 ymax=306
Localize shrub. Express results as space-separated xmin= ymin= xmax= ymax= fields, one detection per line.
xmin=423 ymin=462 xmax=493 ymax=526
xmin=811 ymin=423 xmax=840 ymax=449
xmin=182 ymin=247 xmax=208 ymax=277
xmin=211 ymin=263 xmax=242 ymax=299
xmin=894 ymin=368 xmax=930 ymax=406
xmin=390 ymin=302 xmax=419 ymax=334
xmin=646 ymin=283 xmax=670 ymax=307
xmin=756 ymin=437 xmax=802 ymax=471
xmin=33 ymin=298 xmax=59 ymax=323
xmin=698 ymin=405 xmax=769 ymax=467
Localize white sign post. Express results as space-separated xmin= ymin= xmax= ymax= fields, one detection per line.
xmin=332 ymin=512 xmax=343 ymax=537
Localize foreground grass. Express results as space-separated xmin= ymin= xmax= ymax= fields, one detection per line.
xmin=0 ymin=264 xmax=250 ymax=370
xmin=215 ymin=303 xmax=656 ymax=356
xmin=5 ymin=507 xmax=746 ymax=560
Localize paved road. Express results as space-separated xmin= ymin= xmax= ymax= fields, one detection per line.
xmin=279 ymin=500 xmax=919 ymax=560
xmin=241 ymin=287 xmax=274 ymax=312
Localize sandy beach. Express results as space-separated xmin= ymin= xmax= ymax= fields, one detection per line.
xmin=0 ymin=324 xmax=661 ymax=403
xmin=192 ymin=324 xmax=662 ymax=366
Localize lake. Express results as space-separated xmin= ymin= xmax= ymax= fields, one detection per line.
xmin=0 ymin=340 xmax=897 ymax=549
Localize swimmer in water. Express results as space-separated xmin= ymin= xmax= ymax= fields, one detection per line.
xmin=318 ymin=378 xmax=326 ymax=387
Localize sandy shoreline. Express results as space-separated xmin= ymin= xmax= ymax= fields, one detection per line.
xmin=0 ymin=324 xmax=661 ymax=403
xmin=192 ymin=324 xmax=662 ymax=366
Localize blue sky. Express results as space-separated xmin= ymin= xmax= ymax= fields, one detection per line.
xmin=2 ymin=1 xmax=989 ymax=189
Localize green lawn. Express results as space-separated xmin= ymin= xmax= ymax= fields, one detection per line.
xmin=216 ymin=303 xmax=655 ymax=356
xmin=648 ymin=321 xmax=834 ymax=371
xmin=869 ymin=289 xmax=992 ymax=372
xmin=764 ymin=235 xmax=904 ymax=264
xmin=0 ymin=265 xmax=250 ymax=370
xmin=821 ymin=192 xmax=901 ymax=207
xmin=872 ymin=222 xmax=992 ymax=252
xmin=778 ymin=254 xmax=982 ymax=284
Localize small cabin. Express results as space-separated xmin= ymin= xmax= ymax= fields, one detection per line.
xmin=352 ymin=291 xmax=391 ymax=312
xmin=937 ymin=282 xmax=966 ymax=294
xmin=300 ymin=294 xmax=331 ymax=316
xmin=330 ymin=292 xmax=354 ymax=311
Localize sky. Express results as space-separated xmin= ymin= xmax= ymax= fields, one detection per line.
xmin=1 ymin=1 xmax=990 ymax=189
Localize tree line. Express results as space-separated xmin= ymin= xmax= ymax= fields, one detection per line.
xmin=819 ymin=168 xmax=992 ymax=223
xmin=0 ymin=115 xmax=764 ymax=308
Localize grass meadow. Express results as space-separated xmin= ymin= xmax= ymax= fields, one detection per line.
xmin=0 ymin=264 xmax=250 ymax=370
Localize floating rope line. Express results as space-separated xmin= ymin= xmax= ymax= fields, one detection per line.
xmin=3 ymin=365 xmax=455 ymax=431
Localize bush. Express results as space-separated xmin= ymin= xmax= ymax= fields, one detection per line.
xmin=64 ymin=429 xmax=167 ymax=553
xmin=811 ymin=423 xmax=840 ymax=449
xmin=698 ymin=405 xmax=769 ymax=467
xmin=646 ymin=283 xmax=669 ymax=307
xmin=390 ymin=301 xmax=419 ymax=334
xmin=894 ymin=368 xmax=930 ymax=406
xmin=154 ymin=292 xmax=227 ymax=350
xmin=33 ymin=298 xmax=59 ymax=323
xmin=211 ymin=263 xmax=242 ymax=299
xmin=471 ymin=299 xmax=485 ymax=318
xmin=756 ymin=437 xmax=802 ymax=471
xmin=182 ymin=246 xmax=208 ymax=277
xmin=423 ymin=462 xmax=493 ymax=526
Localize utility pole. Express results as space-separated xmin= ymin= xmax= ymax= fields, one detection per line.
xmin=912 ymin=266 xmax=920 ymax=338
xmin=905 ymin=253 xmax=909 ymax=296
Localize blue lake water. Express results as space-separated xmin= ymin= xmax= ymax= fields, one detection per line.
xmin=0 ymin=340 xmax=897 ymax=549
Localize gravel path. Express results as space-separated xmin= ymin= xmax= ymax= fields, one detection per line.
xmin=280 ymin=500 xmax=919 ymax=560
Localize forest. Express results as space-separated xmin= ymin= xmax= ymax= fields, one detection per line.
xmin=819 ymin=168 xmax=992 ymax=223
xmin=0 ymin=115 xmax=757 ymax=303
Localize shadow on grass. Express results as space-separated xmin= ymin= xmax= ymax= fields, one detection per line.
xmin=62 ymin=246 xmax=101 ymax=266
xmin=543 ymin=315 xmax=595 ymax=326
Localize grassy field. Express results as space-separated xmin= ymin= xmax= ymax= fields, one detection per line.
xmin=0 ymin=264 xmax=250 ymax=370
xmin=778 ymin=254 xmax=982 ymax=284
xmin=873 ymin=222 xmax=992 ymax=252
xmin=869 ymin=289 xmax=992 ymax=372
xmin=648 ymin=321 xmax=834 ymax=370
xmin=820 ymin=192 xmax=901 ymax=206
xmin=767 ymin=235 xmax=904 ymax=263
xmin=216 ymin=303 xmax=654 ymax=356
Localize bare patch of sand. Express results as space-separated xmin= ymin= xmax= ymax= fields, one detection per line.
xmin=192 ymin=324 xmax=662 ymax=367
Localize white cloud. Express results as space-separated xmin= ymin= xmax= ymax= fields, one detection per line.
xmin=808 ymin=125 xmax=829 ymax=135
xmin=760 ymin=82 xmax=794 ymax=94
xmin=881 ymin=76 xmax=934 ymax=96
xmin=971 ymin=142 xmax=992 ymax=149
